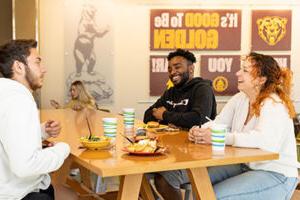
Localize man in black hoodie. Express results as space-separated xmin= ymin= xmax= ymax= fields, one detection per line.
xmin=144 ymin=49 xmax=216 ymax=129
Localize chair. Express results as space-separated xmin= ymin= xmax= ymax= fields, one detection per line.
xmin=95 ymin=103 xmax=110 ymax=113
xmin=292 ymin=189 xmax=300 ymax=200
xmin=95 ymin=176 xmax=106 ymax=193
xmin=180 ymin=183 xmax=195 ymax=200
xmin=98 ymin=108 xmax=111 ymax=113
xmin=149 ymin=178 xmax=195 ymax=200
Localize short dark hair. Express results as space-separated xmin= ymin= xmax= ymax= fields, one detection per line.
xmin=167 ymin=49 xmax=196 ymax=64
xmin=0 ymin=39 xmax=37 ymax=78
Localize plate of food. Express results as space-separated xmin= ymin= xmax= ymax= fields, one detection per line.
xmin=80 ymin=135 xmax=112 ymax=150
xmin=143 ymin=121 xmax=168 ymax=131
xmin=156 ymin=127 xmax=180 ymax=132
xmin=122 ymin=138 xmax=167 ymax=156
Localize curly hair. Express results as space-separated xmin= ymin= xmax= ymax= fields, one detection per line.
xmin=167 ymin=49 xmax=196 ymax=64
xmin=247 ymin=52 xmax=295 ymax=118
xmin=0 ymin=39 xmax=37 ymax=78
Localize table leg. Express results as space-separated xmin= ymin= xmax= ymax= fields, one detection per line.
xmin=140 ymin=175 xmax=155 ymax=200
xmin=187 ymin=167 xmax=216 ymax=200
xmin=51 ymin=155 xmax=74 ymax=184
xmin=117 ymin=174 xmax=143 ymax=200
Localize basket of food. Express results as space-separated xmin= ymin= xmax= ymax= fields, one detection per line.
xmin=80 ymin=136 xmax=111 ymax=150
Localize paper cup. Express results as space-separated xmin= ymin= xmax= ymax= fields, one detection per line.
xmin=102 ymin=118 xmax=117 ymax=125
xmin=102 ymin=118 xmax=117 ymax=139
xmin=211 ymin=123 xmax=227 ymax=152
xmin=122 ymin=108 xmax=135 ymax=128
xmin=123 ymin=108 xmax=135 ymax=115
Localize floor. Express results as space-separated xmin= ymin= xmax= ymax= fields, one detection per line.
xmin=75 ymin=184 xmax=300 ymax=200
xmin=63 ymin=173 xmax=300 ymax=200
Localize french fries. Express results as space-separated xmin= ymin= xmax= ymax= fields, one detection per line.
xmin=126 ymin=139 xmax=157 ymax=153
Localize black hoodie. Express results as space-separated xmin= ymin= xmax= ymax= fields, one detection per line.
xmin=143 ymin=77 xmax=216 ymax=129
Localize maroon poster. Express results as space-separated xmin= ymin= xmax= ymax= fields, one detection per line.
xmin=150 ymin=9 xmax=241 ymax=50
xmin=200 ymin=55 xmax=240 ymax=96
xmin=252 ymin=10 xmax=291 ymax=50
xmin=150 ymin=56 xmax=169 ymax=96
xmin=271 ymin=55 xmax=290 ymax=68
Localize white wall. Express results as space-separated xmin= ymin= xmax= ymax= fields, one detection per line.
xmin=39 ymin=0 xmax=66 ymax=109
xmin=39 ymin=0 xmax=300 ymax=120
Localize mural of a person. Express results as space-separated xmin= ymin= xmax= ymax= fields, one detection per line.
xmin=74 ymin=4 xmax=110 ymax=77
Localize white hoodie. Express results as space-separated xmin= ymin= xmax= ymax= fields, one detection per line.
xmin=0 ymin=78 xmax=70 ymax=200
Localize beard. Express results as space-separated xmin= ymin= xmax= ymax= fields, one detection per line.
xmin=25 ymin=67 xmax=42 ymax=91
xmin=172 ymin=71 xmax=190 ymax=88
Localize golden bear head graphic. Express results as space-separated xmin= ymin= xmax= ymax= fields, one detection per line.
xmin=256 ymin=16 xmax=287 ymax=46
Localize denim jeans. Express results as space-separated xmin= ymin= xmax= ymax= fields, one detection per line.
xmin=159 ymin=164 xmax=299 ymax=200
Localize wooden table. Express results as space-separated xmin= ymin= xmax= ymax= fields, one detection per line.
xmin=41 ymin=109 xmax=279 ymax=200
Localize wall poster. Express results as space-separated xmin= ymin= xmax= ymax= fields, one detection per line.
xmin=272 ymin=55 xmax=290 ymax=68
xmin=252 ymin=10 xmax=291 ymax=50
xmin=150 ymin=9 xmax=241 ymax=51
xmin=200 ymin=55 xmax=240 ymax=96
xmin=149 ymin=56 xmax=169 ymax=96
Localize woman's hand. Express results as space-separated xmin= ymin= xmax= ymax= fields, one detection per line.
xmin=189 ymin=126 xmax=212 ymax=144
xmin=73 ymin=103 xmax=84 ymax=111
xmin=50 ymin=100 xmax=60 ymax=109
xmin=188 ymin=126 xmax=199 ymax=142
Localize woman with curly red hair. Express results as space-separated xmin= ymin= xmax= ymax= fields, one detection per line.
xmin=154 ymin=52 xmax=299 ymax=200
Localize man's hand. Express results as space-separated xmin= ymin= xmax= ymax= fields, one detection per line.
xmin=42 ymin=140 xmax=55 ymax=148
xmin=168 ymin=123 xmax=180 ymax=129
xmin=152 ymin=106 xmax=167 ymax=120
xmin=45 ymin=120 xmax=61 ymax=138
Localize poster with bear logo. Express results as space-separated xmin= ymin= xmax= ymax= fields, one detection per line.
xmin=252 ymin=10 xmax=291 ymax=50
xmin=200 ymin=55 xmax=240 ymax=96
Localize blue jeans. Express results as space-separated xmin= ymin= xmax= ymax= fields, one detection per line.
xmin=159 ymin=164 xmax=299 ymax=200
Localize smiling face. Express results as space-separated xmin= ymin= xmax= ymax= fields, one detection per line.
xmin=24 ymin=48 xmax=46 ymax=91
xmin=168 ymin=56 xmax=194 ymax=87
xmin=236 ymin=57 xmax=266 ymax=96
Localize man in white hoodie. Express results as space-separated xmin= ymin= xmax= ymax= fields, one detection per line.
xmin=0 ymin=40 xmax=72 ymax=200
